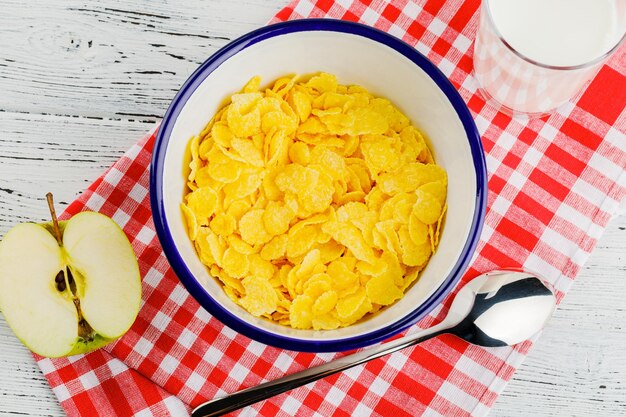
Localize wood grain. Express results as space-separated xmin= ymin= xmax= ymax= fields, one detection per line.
xmin=0 ymin=0 xmax=280 ymax=120
xmin=0 ymin=0 xmax=625 ymax=416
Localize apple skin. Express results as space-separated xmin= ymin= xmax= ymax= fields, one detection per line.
xmin=65 ymin=334 xmax=113 ymax=357
xmin=0 ymin=212 xmax=142 ymax=358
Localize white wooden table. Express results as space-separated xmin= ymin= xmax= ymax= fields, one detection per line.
xmin=1 ymin=1 xmax=625 ymax=415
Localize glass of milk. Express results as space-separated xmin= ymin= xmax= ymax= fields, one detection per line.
xmin=473 ymin=0 xmax=626 ymax=116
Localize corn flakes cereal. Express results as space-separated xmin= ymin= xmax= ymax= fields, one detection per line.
xmin=183 ymin=73 xmax=447 ymax=330
xmin=181 ymin=203 xmax=198 ymax=240
xmin=290 ymin=294 xmax=315 ymax=329
xmin=186 ymin=187 xmax=218 ymax=223
xmin=239 ymin=276 xmax=278 ymax=317
xmin=239 ymin=209 xmax=273 ymax=246
xmin=209 ymin=213 xmax=236 ymax=237
xmin=222 ymin=247 xmax=249 ymax=279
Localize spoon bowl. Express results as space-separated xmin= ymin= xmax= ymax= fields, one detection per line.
xmin=446 ymin=270 xmax=556 ymax=347
xmin=192 ymin=270 xmax=556 ymax=417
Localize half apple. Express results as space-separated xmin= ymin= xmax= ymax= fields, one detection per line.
xmin=0 ymin=194 xmax=141 ymax=357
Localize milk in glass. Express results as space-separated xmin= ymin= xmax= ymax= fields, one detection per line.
xmin=473 ymin=0 xmax=625 ymax=115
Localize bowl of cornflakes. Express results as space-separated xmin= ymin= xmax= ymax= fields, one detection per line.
xmin=150 ymin=19 xmax=487 ymax=352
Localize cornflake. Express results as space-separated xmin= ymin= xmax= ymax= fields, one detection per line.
xmin=182 ymin=73 xmax=447 ymax=329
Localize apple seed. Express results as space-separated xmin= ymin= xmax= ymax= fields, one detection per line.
xmin=54 ymin=270 xmax=66 ymax=292
xmin=67 ymin=268 xmax=76 ymax=291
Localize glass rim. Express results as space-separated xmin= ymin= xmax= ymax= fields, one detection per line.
xmin=483 ymin=0 xmax=626 ymax=71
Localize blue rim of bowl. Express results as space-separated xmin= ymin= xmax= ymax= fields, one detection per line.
xmin=150 ymin=18 xmax=487 ymax=352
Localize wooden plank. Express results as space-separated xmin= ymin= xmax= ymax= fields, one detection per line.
xmin=0 ymin=111 xmax=156 ymax=230
xmin=0 ymin=0 xmax=283 ymax=121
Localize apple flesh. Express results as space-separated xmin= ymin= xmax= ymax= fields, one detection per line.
xmin=0 ymin=211 xmax=141 ymax=357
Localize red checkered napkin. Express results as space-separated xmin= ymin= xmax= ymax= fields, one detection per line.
xmin=34 ymin=0 xmax=626 ymax=416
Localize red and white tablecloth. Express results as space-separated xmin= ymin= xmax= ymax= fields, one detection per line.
xmin=34 ymin=0 xmax=626 ymax=416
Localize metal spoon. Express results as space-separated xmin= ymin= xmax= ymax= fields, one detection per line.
xmin=192 ymin=270 xmax=556 ymax=417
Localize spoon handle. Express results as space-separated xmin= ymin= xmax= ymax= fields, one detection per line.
xmin=191 ymin=324 xmax=450 ymax=417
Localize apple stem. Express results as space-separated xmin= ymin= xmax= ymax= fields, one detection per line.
xmin=45 ymin=192 xmax=63 ymax=246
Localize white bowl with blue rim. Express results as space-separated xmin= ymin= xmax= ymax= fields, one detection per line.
xmin=150 ymin=19 xmax=487 ymax=352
